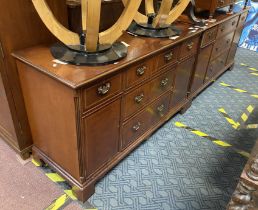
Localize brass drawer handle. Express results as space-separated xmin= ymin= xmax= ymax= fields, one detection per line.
xmin=97 ymin=82 xmax=111 ymax=95
xmin=164 ymin=52 xmax=173 ymax=62
xmin=136 ymin=66 xmax=146 ymax=76
xmin=132 ymin=122 xmax=141 ymax=131
xmin=187 ymin=42 xmax=194 ymax=50
xmin=160 ymin=78 xmax=169 ymax=87
xmin=232 ymin=21 xmax=236 ymax=26
xmin=135 ymin=93 xmax=144 ymax=104
xmin=221 ymin=26 xmax=225 ymax=32
xmin=226 ymin=39 xmax=231 ymax=44
xmin=157 ymin=104 xmax=165 ymax=117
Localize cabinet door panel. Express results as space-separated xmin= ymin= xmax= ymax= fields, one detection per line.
xmin=84 ymin=99 xmax=120 ymax=176
xmin=190 ymin=45 xmax=213 ymax=94
xmin=170 ymin=57 xmax=195 ymax=108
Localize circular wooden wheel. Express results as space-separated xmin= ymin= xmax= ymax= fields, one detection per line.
xmin=122 ymin=0 xmax=190 ymax=27
xmin=32 ymin=0 xmax=141 ymax=52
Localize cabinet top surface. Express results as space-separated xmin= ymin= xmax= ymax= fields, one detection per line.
xmin=12 ymin=10 xmax=246 ymax=89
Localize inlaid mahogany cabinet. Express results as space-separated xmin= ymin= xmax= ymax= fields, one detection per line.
xmin=13 ymin=9 xmax=248 ymax=201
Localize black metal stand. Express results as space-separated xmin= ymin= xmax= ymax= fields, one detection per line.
xmin=127 ymin=21 xmax=181 ymax=38
xmin=50 ymin=42 xmax=127 ymax=66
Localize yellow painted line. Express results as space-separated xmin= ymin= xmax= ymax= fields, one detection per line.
xmin=220 ymin=82 xmax=231 ymax=87
xmin=246 ymin=124 xmax=258 ymax=129
xmin=247 ymin=105 xmax=254 ymax=113
xmin=32 ymin=158 xmax=41 ymax=167
xmin=218 ymin=108 xmax=240 ymax=129
xmin=239 ymin=63 xmax=258 ymax=71
xmin=64 ymin=190 xmax=77 ymax=201
xmin=237 ymin=151 xmax=250 ymax=158
xmin=220 ymin=83 xmax=258 ymax=100
xmin=251 ymin=73 xmax=258 ymax=76
xmin=213 ymin=140 xmax=231 ymax=147
xmin=249 ymin=68 xmax=258 ymax=71
xmin=234 ymin=88 xmax=247 ymax=93
xmin=191 ymin=130 xmax=208 ymax=137
xmin=241 ymin=113 xmax=248 ymax=122
xmin=46 ymin=173 xmax=66 ymax=182
xmin=251 ymin=94 xmax=258 ymax=99
xmin=175 ymin=122 xmax=250 ymax=158
xmin=45 ymin=194 xmax=70 ymax=210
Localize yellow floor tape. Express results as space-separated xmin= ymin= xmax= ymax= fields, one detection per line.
xmin=175 ymin=122 xmax=250 ymax=158
xmin=218 ymin=105 xmax=255 ymax=130
xmin=31 ymin=159 xmax=97 ymax=210
xmin=240 ymin=63 xmax=258 ymax=72
xmin=220 ymin=82 xmax=258 ymax=99
xmin=45 ymin=194 xmax=71 ymax=210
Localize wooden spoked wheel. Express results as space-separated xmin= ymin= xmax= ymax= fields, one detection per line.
xmin=32 ymin=0 xmax=141 ymax=52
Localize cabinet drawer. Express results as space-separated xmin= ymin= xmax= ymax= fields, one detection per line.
xmin=82 ymin=74 xmax=122 ymax=110
xmin=123 ymin=82 xmax=151 ymax=119
xmin=150 ymin=68 xmax=175 ymax=99
xmin=205 ymin=50 xmax=228 ymax=82
xmin=122 ymin=93 xmax=170 ymax=148
xmin=238 ymin=12 xmax=248 ymax=28
xmin=179 ymin=36 xmax=200 ymax=60
xmin=201 ymin=26 xmax=218 ymax=48
xmin=211 ymin=31 xmax=234 ymax=60
xmin=125 ymin=58 xmax=154 ymax=88
xmin=217 ymin=16 xmax=239 ymax=38
xmin=156 ymin=45 xmax=179 ymax=70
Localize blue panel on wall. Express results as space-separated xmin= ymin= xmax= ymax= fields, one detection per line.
xmin=234 ymin=0 xmax=258 ymax=52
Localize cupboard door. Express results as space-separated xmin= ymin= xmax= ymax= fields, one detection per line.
xmin=170 ymin=57 xmax=195 ymax=108
xmin=190 ymin=45 xmax=213 ymax=94
xmin=83 ymin=99 xmax=121 ymax=176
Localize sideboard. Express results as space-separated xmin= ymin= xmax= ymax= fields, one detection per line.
xmin=13 ymin=9 xmax=248 ymax=202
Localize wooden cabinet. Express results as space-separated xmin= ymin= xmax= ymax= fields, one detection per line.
xmin=13 ymin=10 xmax=247 ymax=202
xmin=195 ymin=0 xmax=236 ymax=18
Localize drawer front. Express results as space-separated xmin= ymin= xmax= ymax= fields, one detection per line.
xmin=217 ymin=16 xmax=239 ymax=38
xmin=125 ymin=59 xmax=154 ymax=88
xmin=179 ymin=36 xmax=200 ymax=60
xmin=83 ymin=74 xmax=122 ymax=110
xmin=122 ymin=93 xmax=170 ymax=148
xmin=123 ymin=83 xmax=151 ymax=119
xmin=238 ymin=12 xmax=248 ymax=28
xmin=150 ymin=68 xmax=175 ymax=99
xmin=211 ymin=31 xmax=234 ymax=60
xmin=205 ymin=50 xmax=228 ymax=82
xmin=201 ymin=26 xmax=218 ymax=48
xmin=156 ymin=45 xmax=179 ymax=71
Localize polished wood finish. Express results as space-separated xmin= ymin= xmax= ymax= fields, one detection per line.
xmin=195 ymin=0 xmax=236 ymax=18
xmin=13 ymin=10 xmax=247 ymax=201
xmin=0 ymin=0 xmax=67 ymax=158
